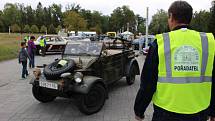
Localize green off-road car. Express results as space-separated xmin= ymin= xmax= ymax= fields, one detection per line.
xmin=30 ymin=37 xmax=140 ymax=115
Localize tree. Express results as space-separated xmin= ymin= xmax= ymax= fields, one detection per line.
xmin=209 ymin=1 xmax=215 ymax=35
xmin=2 ymin=3 xmax=20 ymax=27
xmin=121 ymin=6 xmax=136 ymax=32
xmin=48 ymin=24 xmax=56 ymax=34
xmin=0 ymin=10 xmax=4 ymax=32
xmin=109 ymin=6 xmax=136 ymax=32
xmin=149 ymin=9 xmax=169 ymax=34
xmin=63 ymin=11 xmax=87 ymax=33
xmin=25 ymin=6 xmax=35 ymax=26
xmin=100 ymin=15 xmax=109 ymax=33
xmin=23 ymin=25 xmax=30 ymax=33
xmin=90 ymin=24 xmax=102 ymax=34
xmin=109 ymin=7 xmax=124 ymax=32
xmin=50 ymin=4 xmax=63 ymax=27
xmin=35 ymin=2 xmax=44 ymax=27
xmin=31 ymin=25 xmax=39 ymax=33
xmin=11 ymin=24 xmax=21 ymax=33
xmin=191 ymin=11 xmax=211 ymax=32
xmin=79 ymin=9 xmax=92 ymax=29
xmin=65 ymin=3 xmax=81 ymax=12
xmin=56 ymin=25 xmax=62 ymax=33
xmin=136 ymin=14 xmax=146 ymax=33
xmin=0 ymin=20 xmax=4 ymax=32
xmin=17 ymin=3 xmax=25 ymax=32
xmin=43 ymin=7 xmax=52 ymax=27
xmin=40 ymin=25 xmax=47 ymax=33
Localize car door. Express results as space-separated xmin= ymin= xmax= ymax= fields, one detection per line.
xmin=101 ymin=52 xmax=124 ymax=84
xmin=46 ymin=37 xmax=55 ymax=52
xmin=54 ymin=37 xmax=66 ymax=52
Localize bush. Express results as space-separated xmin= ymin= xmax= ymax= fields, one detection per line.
xmin=40 ymin=25 xmax=47 ymax=34
xmin=23 ymin=25 xmax=30 ymax=33
xmin=31 ymin=25 xmax=39 ymax=33
xmin=11 ymin=24 xmax=21 ymax=33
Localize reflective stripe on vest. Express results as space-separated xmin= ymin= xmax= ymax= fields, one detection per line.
xmin=160 ymin=32 xmax=212 ymax=84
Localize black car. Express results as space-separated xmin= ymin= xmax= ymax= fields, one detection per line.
xmin=30 ymin=38 xmax=140 ymax=115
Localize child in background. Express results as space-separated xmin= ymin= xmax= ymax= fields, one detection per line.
xmin=18 ymin=42 xmax=30 ymax=79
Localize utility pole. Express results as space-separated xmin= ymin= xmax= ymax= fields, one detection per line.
xmin=145 ymin=7 xmax=149 ymax=48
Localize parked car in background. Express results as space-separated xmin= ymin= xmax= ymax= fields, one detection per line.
xmin=132 ymin=35 xmax=155 ymax=50
xmin=34 ymin=35 xmax=67 ymax=55
xmin=132 ymin=37 xmax=145 ymax=50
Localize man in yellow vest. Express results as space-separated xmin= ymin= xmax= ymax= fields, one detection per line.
xmin=134 ymin=1 xmax=215 ymax=121
xmin=40 ymin=36 xmax=46 ymax=57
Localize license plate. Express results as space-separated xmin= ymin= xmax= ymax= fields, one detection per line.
xmin=39 ymin=81 xmax=58 ymax=90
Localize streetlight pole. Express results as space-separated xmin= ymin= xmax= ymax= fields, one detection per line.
xmin=145 ymin=7 xmax=149 ymax=48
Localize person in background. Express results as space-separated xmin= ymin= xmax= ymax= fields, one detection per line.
xmin=18 ymin=42 xmax=30 ymax=79
xmin=40 ymin=36 xmax=46 ymax=57
xmin=134 ymin=1 xmax=215 ymax=121
xmin=24 ymin=35 xmax=30 ymax=47
xmin=28 ymin=36 xmax=36 ymax=68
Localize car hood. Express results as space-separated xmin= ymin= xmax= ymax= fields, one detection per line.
xmin=63 ymin=56 xmax=98 ymax=69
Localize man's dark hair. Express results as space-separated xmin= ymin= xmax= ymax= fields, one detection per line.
xmin=168 ymin=1 xmax=193 ymax=24
xmin=30 ymin=36 xmax=35 ymax=40
xmin=21 ymin=42 xmax=26 ymax=46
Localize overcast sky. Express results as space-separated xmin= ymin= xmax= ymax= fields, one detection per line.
xmin=0 ymin=0 xmax=213 ymax=18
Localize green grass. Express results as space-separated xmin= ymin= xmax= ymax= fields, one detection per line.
xmin=0 ymin=33 xmax=42 ymax=62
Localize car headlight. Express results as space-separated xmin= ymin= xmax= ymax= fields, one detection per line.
xmin=74 ymin=72 xmax=83 ymax=83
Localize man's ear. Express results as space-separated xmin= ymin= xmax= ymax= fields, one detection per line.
xmin=169 ymin=13 xmax=174 ymax=22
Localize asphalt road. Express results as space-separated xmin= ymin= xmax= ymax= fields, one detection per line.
xmin=0 ymin=54 xmax=153 ymax=121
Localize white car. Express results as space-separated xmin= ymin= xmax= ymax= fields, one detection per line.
xmin=34 ymin=35 xmax=68 ymax=55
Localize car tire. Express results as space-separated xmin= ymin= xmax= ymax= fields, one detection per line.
xmin=126 ymin=64 xmax=136 ymax=85
xmin=43 ymin=59 xmax=75 ymax=80
xmin=32 ymin=86 xmax=56 ymax=103
xmin=76 ymin=84 xmax=106 ymax=115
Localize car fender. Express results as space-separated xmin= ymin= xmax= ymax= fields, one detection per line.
xmin=126 ymin=59 xmax=140 ymax=76
xmin=70 ymin=76 xmax=107 ymax=95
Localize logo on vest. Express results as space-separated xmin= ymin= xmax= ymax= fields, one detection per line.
xmin=174 ymin=45 xmax=199 ymax=72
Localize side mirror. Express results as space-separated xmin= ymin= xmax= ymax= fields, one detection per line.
xmin=60 ymin=73 xmax=71 ymax=78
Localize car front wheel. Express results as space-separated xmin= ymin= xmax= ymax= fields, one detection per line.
xmin=32 ymin=86 xmax=56 ymax=103
xmin=76 ymin=84 xmax=106 ymax=115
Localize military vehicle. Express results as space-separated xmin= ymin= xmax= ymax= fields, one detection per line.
xmin=30 ymin=37 xmax=140 ymax=115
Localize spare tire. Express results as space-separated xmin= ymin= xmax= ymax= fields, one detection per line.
xmin=43 ymin=59 xmax=75 ymax=80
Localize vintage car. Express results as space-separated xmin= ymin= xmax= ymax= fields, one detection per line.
xmin=30 ymin=38 xmax=140 ymax=115
xmin=34 ymin=35 xmax=67 ymax=55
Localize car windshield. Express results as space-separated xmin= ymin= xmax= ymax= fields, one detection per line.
xmin=64 ymin=42 xmax=103 ymax=56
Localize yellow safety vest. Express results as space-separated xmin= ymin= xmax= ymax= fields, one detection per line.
xmin=152 ymin=28 xmax=215 ymax=114
xmin=40 ymin=38 xmax=45 ymax=47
